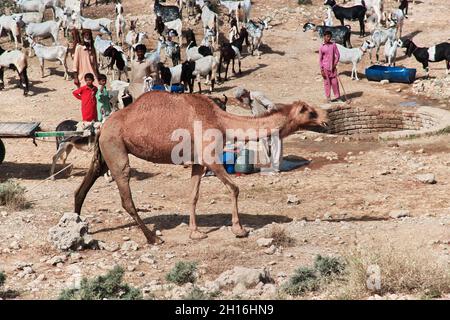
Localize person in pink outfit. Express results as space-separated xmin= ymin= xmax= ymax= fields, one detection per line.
xmin=319 ymin=30 xmax=343 ymax=103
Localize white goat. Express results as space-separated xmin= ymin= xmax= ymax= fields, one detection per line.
xmin=324 ymin=7 xmax=333 ymax=27
xmin=200 ymin=2 xmax=219 ymax=46
xmin=15 ymin=0 xmax=45 ymax=13
xmin=387 ymin=9 xmax=405 ymax=38
xmin=115 ymin=2 xmax=125 ymax=44
xmin=0 ymin=15 xmax=23 ymax=49
xmin=186 ymin=29 xmax=214 ymax=62
xmin=0 ymin=46 xmax=29 ymax=95
xmin=25 ymin=19 xmax=62 ymax=45
xmin=337 ymin=40 xmax=375 ymax=80
xmin=144 ymin=38 xmax=165 ymax=67
xmin=12 ymin=12 xmax=44 ymax=25
xmin=384 ymin=38 xmax=403 ymax=67
xmin=163 ymin=18 xmax=183 ymax=45
xmin=246 ymin=18 xmax=270 ymax=57
xmin=192 ymin=55 xmax=218 ymax=93
xmin=110 ymin=80 xmax=130 ymax=110
xmin=27 ymin=36 xmax=68 ymax=79
xmin=354 ymin=0 xmax=384 ymax=24
xmin=126 ymin=31 xmax=147 ymax=61
xmin=79 ymin=16 xmax=112 ymax=35
xmin=369 ymin=21 xmax=397 ymax=63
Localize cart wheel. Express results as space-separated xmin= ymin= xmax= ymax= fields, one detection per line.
xmin=0 ymin=139 xmax=4 ymax=164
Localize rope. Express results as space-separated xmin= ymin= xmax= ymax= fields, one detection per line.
xmin=25 ymin=163 xmax=73 ymax=193
xmin=336 ymin=70 xmax=352 ymax=104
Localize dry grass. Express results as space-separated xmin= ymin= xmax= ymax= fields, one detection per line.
xmin=266 ymin=225 xmax=296 ymax=247
xmin=0 ymin=181 xmax=30 ymax=210
xmin=326 ymin=242 xmax=450 ymax=299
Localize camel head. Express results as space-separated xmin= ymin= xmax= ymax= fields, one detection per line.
xmin=280 ymin=101 xmax=328 ymax=137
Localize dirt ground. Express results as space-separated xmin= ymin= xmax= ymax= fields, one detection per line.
xmin=0 ymin=0 xmax=449 ymax=299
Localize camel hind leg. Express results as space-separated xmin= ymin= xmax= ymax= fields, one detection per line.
xmin=189 ymin=164 xmax=207 ymax=240
xmin=207 ymin=163 xmax=248 ymax=238
xmin=100 ymin=134 xmax=163 ymax=244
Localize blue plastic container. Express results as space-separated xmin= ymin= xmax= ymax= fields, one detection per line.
xmin=365 ymin=65 xmax=416 ymax=84
xmin=151 ymin=84 xmax=185 ymax=93
xmin=223 ymin=151 xmax=236 ymax=174
xmin=151 ymin=85 xmax=166 ymax=91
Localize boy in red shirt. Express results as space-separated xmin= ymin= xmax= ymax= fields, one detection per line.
xmin=72 ymin=73 xmax=98 ymax=122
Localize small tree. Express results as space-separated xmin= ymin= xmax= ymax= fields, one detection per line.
xmin=166 ymin=261 xmax=198 ymax=285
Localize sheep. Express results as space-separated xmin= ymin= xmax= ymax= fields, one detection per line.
xmin=384 ymin=38 xmax=403 ymax=67
xmin=25 ymin=19 xmax=63 ymax=45
xmin=199 ymin=1 xmax=219 ymax=47
xmin=115 ymin=2 xmax=125 ymax=45
xmin=337 ymin=39 xmax=375 ymax=80
xmin=185 ymin=28 xmax=213 ymax=62
xmin=218 ymin=27 xmax=249 ymax=81
xmin=0 ymin=14 xmax=24 ymax=49
xmin=324 ymin=0 xmax=366 ymax=37
xmin=245 ymin=17 xmax=271 ymax=57
xmin=12 ymin=11 xmax=44 ymax=25
xmin=303 ymin=22 xmax=352 ymax=48
xmin=0 ymin=46 xmax=29 ymax=96
xmin=324 ymin=6 xmax=333 ymax=27
xmin=27 ymin=36 xmax=68 ymax=79
xmin=402 ymin=39 xmax=450 ymax=77
xmin=154 ymin=0 xmax=181 ymax=23
xmin=369 ymin=20 xmax=397 ymax=63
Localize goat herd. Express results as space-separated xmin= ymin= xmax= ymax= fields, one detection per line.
xmin=0 ymin=0 xmax=449 ymax=103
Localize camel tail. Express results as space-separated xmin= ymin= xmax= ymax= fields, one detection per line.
xmin=74 ymin=133 xmax=108 ymax=214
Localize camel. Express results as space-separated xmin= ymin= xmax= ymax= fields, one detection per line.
xmin=74 ymin=91 xmax=328 ymax=244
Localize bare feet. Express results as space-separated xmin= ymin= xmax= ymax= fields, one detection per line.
xmin=190 ymin=230 xmax=208 ymax=240
xmin=232 ymin=225 xmax=249 ymax=238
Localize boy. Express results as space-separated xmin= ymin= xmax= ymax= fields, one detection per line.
xmin=96 ymin=74 xmax=111 ymax=122
xmin=319 ymin=30 xmax=342 ymax=103
xmin=72 ymin=73 xmax=98 ymax=122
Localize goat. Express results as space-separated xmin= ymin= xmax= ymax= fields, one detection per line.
xmin=110 ymin=79 xmax=131 ymax=109
xmin=369 ymin=21 xmax=397 ymax=63
xmin=354 ymin=0 xmax=383 ymax=25
xmin=185 ymin=28 xmax=213 ymax=62
xmin=324 ymin=0 xmax=366 ymax=37
xmin=115 ymin=2 xmax=125 ymax=44
xmin=387 ymin=9 xmax=405 ymax=38
xmin=200 ymin=1 xmax=219 ymax=46
xmin=0 ymin=46 xmax=29 ymax=96
xmin=337 ymin=39 xmax=375 ymax=80
xmin=78 ymin=16 xmax=112 ymax=36
xmin=15 ymin=0 xmax=45 ymax=13
xmin=144 ymin=37 xmax=165 ymax=68
xmin=126 ymin=30 xmax=148 ymax=61
xmin=94 ymin=35 xmax=129 ymax=81
xmin=54 ymin=6 xmax=71 ymax=36
xmin=157 ymin=61 xmax=193 ymax=92
xmin=155 ymin=15 xmax=183 ymax=45
xmin=218 ymin=27 xmax=249 ymax=81
xmin=246 ymin=18 xmax=270 ymax=57
xmin=25 ymin=19 xmax=63 ymax=45
xmin=399 ymin=0 xmax=409 ymax=17
xmin=27 ymin=36 xmax=68 ymax=79
xmin=12 ymin=12 xmax=44 ymax=25
xmin=303 ymin=22 xmax=352 ymax=48
xmin=324 ymin=7 xmax=333 ymax=27
xmin=0 ymin=14 xmax=23 ymax=49
xmin=163 ymin=38 xmax=181 ymax=66
xmin=384 ymin=38 xmax=402 ymax=67
xmin=402 ymin=39 xmax=450 ymax=77
xmin=219 ymin=0 xmax=252 ymax=28
xmin=190 ymin=55 xmax=218 ymax=93
xmin=154 ymin=0 xmax=181 ymax=23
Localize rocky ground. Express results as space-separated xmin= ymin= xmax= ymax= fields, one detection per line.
xmin=0 ymin=0 xmax=449 ymax=299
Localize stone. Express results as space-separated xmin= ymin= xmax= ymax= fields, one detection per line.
xmin=140 ymin=253 xmax=156 ymax=265
xmin=380 ymin=80 xmax=389 ymax=85
xmin=256 ymin=238 xmax=274 ymax=248
xmin=48 ymin=255 xmax=67 ymax=266
xmin=48 ymin=212 xmax=99 ymax=251
xmin=264 ymin=245 xmax=276 ymax=255
xmin=214 ymin=266 xmax=273 ymax=290
xmin=9 ymin=241 xmax=21 ymax=250
xmin=415 ymin=173 xmax=436 ymax=184
xmin=121 ymin=240 xmax=139 ymax=251
xmin=287 ymin=194 xmax=301 ymax=205
xmin=389 ymin=210 xmax=410 ymax=219
xmin=155 ymin=230 xmax=162 ymax=236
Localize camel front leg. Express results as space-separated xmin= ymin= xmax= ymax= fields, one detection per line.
xmin=207 ymin=163 xmax=248 ymax=238
xmin=189 ymin=164 xmax=207 ymax=240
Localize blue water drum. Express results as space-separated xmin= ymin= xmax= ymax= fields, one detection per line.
xmin=223 ymin=151 xmax=236 ymax=174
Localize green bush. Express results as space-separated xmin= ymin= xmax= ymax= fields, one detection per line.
xmin=314 ymin=255 xmax=346 ymax=277
xmin=282 ymin=267 xmax=319 ymax=296
xmin=58 ymin=266 xmax=142 ymax=300
xmin=298 ymin=0 xmax=313 ymax=5
xmin=0 ymin=271 xmax=5 ymax=288
xmin=166 ymin=261 xmax=198 ymax=285
xmin=0 ymin=181 xmax=30 ymax=210
xmin=183 ymin=286 xmax=210 ymax=300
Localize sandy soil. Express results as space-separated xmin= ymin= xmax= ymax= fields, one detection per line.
xmin=0 ymin=0 xmax=449 ymax=299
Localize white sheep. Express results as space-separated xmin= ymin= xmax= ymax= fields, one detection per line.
xmin=27 ymin=36 xmax=68 ymax=79
xmin=337 ymin=40 xmax=375 ymax=80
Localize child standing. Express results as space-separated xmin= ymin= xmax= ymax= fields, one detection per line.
xmin=96 ymin=74 xmax=111 ymax=122
xmin=72 ymin=73 xmax=98 ymax=122
xmin=319 ymin=30 xmax=342 ymax=103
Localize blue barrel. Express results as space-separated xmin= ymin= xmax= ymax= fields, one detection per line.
xmin=223 ymin=151 xmax=236 ymax=174
xmin=151 ymin=85 xmax=166 ymax=91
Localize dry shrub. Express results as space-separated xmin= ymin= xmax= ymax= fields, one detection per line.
xmin=0 ymin=181 xmax=30 ymax=210
xmin=266 ymin=225 xmax=296 ymax=247
xmin=327 ymin=243 xmax=450 ymax=299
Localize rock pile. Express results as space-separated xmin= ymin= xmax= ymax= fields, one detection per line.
xmin=412 ymin=77 xmax=450 ymax=100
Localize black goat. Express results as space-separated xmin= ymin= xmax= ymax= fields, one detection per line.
xmin=399 ymin=0 xmax=409 ymax=17
xmin=157 ymin=61 xmax=195 ymax=93
xmin=154 ymin=0 xmax=181 ymax=23
xmin=324 ymin=0 xmax=366 ymax=37
xmin=55 ymin=120 xmax=78 ymax=150
xmin=155 ymin=15 xmax=165 ymax=36
xmin=303 ymin=22 xmax=352 ymax=48
xmin=185 ymin=28 xmax=213 ymax=60
xmin=103 ymin=46 xmax=129 ymax=81
xmin=0 ymin=46 xmax=29 ymax=96
xmin=218 ymin=27 xmax=249 ymax=81
xmin=403 ymin=39 xmax=450 ymax=77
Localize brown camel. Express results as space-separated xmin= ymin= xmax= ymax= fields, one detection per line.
xmin=74 ymin=91 xmax=328 ymax=244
